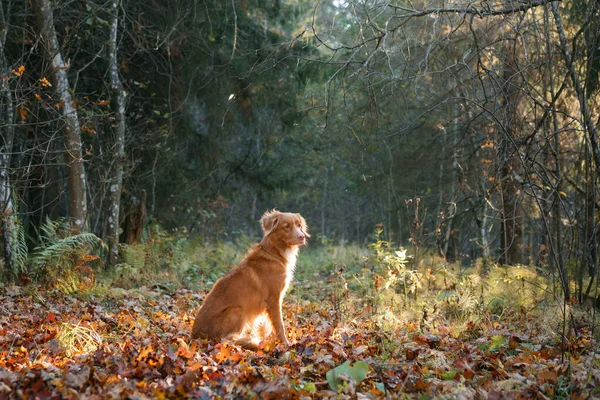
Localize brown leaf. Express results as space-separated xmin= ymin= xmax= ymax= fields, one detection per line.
xmin=537 ymin=368 xmax=558 ymax=385
xmin=64 ymin=364 xmax=91 ymax=390
xmin=405 ymin=344 xmax=420 ymax=361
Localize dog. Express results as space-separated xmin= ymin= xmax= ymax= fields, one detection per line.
xmin=191 ymin=210 xmax=309 ymax=349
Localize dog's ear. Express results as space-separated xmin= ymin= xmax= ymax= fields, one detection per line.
xmin=297 ymin=214 xmax=311 ymax=238
xmin=261 ymin=210 xmax=280 ymax=235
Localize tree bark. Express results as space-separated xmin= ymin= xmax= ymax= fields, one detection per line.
xmin=499 ymin=45 xmax=525 ymax=265
xmin=120 ymin=190 xmax=146 ymax=245
xmin=551 ymin=4 xmax=600 ymax=183
xmin=32 ymin=0 xmax=88 ymax=232
xmin=107 ymin=0 xmax=127 ymax=264
xmin=0 ymin=3 xmax=16 ymax=281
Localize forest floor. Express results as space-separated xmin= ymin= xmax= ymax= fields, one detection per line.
xmin=1 ymin=244 xmax=600 ymax=399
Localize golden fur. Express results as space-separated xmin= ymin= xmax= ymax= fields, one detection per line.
xmin=191 ymin=210 xmax=309 ymax=349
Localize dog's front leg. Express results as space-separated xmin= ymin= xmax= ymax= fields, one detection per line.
xmin=266 ymin=301 xmax=289 ymax=346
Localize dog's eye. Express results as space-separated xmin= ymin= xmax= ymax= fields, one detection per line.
xmin=283 ymin=223 xmax=290 ymax=229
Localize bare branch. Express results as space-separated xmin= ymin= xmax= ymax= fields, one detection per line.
xmin=389 ymin=0 xmax=560 ymax=18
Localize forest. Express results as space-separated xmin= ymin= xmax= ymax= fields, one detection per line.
xmin=1 ymin=0 xmax=600 ymax=397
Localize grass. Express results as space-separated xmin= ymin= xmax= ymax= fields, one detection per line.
xmin=84 ymin=229 xmax=596 ymax=349
xmin=56 ymin=322 xmax=103 ymax=357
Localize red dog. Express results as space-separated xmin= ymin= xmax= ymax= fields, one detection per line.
xmin=191 ymin=210 xmax=309 ymax=348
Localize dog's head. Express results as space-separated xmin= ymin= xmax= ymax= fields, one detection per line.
xmin=261 ymin=210 xmax=310 ymax=246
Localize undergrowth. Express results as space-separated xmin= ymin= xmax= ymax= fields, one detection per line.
xmin=7 ymin=219 xmax=596 ymax=346
xmin=92 ymin=226 xmax=595 ymax=345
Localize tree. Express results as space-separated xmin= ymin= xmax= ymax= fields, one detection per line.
xmin=106 ymin=0 xmax=127 ymax=264
xmin=32 ymin=0 xmax=88 ymax=232
xmin=0 ymin=1 xmax=17 ymax=280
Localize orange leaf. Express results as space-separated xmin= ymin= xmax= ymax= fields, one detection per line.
xmin=47 ymin=312 xmax=56 ymax=323
xmin=214 ymin=344 xmax=242 ymax=363
xmin=82 ymin=125 xmax=97 ymax=135
xmin=11 ymin=65 xmax=25 ymax=77
xmin=39 ymin=77 xmax=52 ymax=87
xmin=137 ymin=345 xmax=154 ymax=361
xmin=17 ymin=107 xmax=28 ymax=122
xmin=94 ymin=99 xmax=110 ymax=107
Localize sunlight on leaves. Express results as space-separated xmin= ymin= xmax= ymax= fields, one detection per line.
xmin=57 ymin=323 xmax=103 ymax=357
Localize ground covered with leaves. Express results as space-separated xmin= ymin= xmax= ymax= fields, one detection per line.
xmin=1 ymin=271 xmax=600 ymax=399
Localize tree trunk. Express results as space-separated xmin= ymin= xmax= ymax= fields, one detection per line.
xmin=551 ymin=4 xmax=600 ymax=183
xmin=0 ymin=6 xmax=16 ymax=281
xmin=552 ymin=2 xmax=599 ymax=271
xmin=107 ymin=0 xmax=126 ymax=264
xmin=544 ymin=4 xmax=567 ymax=284
xmin=120 ymin=190 xmax=146 ymax=245
xmin=321 ymin=145 xmax=330 ymax=238
xmin=32 ymin=0 xmax=88 ymax=232
xmin=499 ymin=46 xmax=524 ymax=265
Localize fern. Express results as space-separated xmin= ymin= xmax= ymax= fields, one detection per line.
xmin=28 ymin=218 xmax=103 ymax=282
xmin=11 ymin=218 xmax=28 ymax=275
xmin=2 ymin=194 xmax=28 ymax=280
xmin=121 ymin=243 xmax=146 ymax=270
xmin=37 ymin=216 xmax=67 ymax=247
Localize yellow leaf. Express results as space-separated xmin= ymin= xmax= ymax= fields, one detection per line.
xmin=11 ymin=65 xmax=25 ymax=77
xmin=39 ymin=77 xmax=52 ymax=87
xmin=137 ymin=345 xmax=154 ymax=361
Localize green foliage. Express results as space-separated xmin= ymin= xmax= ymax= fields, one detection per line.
xmin=484 ymin=265 xmax=548 ymax=314
xmin=177 ymin=237 xmax=242 ymax=289
xmin=289 ymin=231 xmax=554 ymax=340
xmin=489 ymin=335 xmax=506 ymax=352
xmin=437 ymin=270 xmax=482 ymax=320
xmin=28 ymin=217 xmax=104 ymax=283
xmin=368 ymin=228 xmax=417 ymax=296
xmin=441 ymin=371 xmax=457 ymax=380
xmin=5 ymin=216 xmax=28 ymax=281
xmin=326 ymin=360 xmax=369 ymax=393
xmin=105 ymin=225 xmax=189 ymax=289
xmin=121 ymin=244 xmax=147 ymax=270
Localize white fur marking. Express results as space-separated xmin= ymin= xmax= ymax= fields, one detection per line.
xmin=283 ymin=247 xmax=299 ymax=294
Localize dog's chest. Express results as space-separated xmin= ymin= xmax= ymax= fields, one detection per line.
xmin=282 ymin=248 xmax=298 ymax=293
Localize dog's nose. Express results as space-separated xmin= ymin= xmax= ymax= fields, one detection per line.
xmin=298 ymin=234 xmax=305 ymax=241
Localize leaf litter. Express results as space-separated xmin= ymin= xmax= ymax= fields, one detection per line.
xmin=0 ymin=283 xmax=599 ymax=399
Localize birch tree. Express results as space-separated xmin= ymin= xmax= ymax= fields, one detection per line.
xmin=0 ymin=1 xmax=17 ymax=280
xmin=32 ymin=0 xmax=88 ymax=232
xmin=106 ymin=0 xmax=127 ymax=264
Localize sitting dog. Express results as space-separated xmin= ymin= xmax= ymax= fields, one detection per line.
xmin=191 ymin=210 xmax=309 ymax=349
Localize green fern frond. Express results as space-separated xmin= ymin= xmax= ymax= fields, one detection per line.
xmin=29 ymin=232 xmax=102 ymax=281
xmin=12 ymin=218 xmax=28 ymax=274
xmin=121 ymin=243 xmax=146 ymax=270
xmin=2 ymin=193 xmax=28 ymax=279
xmin=38 ymin=216 xmax=67 ymax=247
